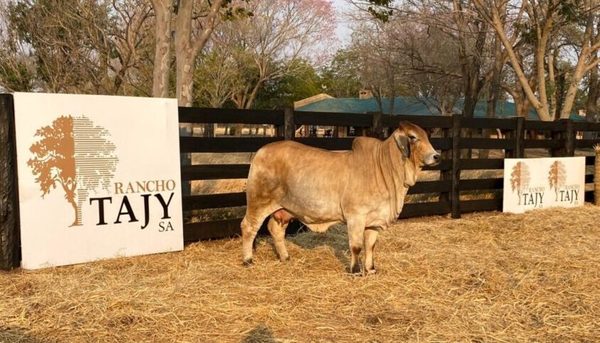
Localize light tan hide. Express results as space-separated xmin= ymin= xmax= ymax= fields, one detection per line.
xmin=241 ymin=122 xmax=440 ymax=274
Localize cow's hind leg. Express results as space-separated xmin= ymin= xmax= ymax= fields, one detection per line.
xmin=347 ymin=217 xmax=366 ymax=275
xmin=267 ymin=216 xmax=290 ymax=261
xmin=364 ymin=228 xmax=380 ymax=274
xmin=241 ymin=208 xmax=273 ymax=266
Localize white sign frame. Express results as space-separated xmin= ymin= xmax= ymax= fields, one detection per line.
xmin=503 ymin=157 xmax=585 ymax=214
xmin=13 ymin=93 xmax=184 ymax=269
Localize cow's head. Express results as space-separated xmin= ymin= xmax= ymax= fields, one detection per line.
xmin=392 ymin=121 xmax=440 ymax=186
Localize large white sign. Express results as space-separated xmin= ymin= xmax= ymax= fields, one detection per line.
xmin=13 ymin=93 xmax=183 ymax=269
xmin=503 ymin=157 xmax=585 ymax=214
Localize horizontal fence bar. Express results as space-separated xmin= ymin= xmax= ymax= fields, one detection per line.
xmin=383 ymin=115 xmax=453 ymax=129
xmin=423 ymin=159 xmax=451 ymax=171
xmin=183 ymin=193 xmax=246 ymax=211
xmin=586 ymin=156 xmax=596 ymax=165
xmin=523 ymin=121 xmax=564 ymax=131
xmin=294 ymin=111 xmax=372 ymax=127
xmin=460 ymin=159 xmax=504 ymax=170
xmin=181 ymin=164 xmax=250 ymax=181
xmin=399 ymin=201 xmax=451 ymax=218
xmin=179 ymin=107 xmax=284 ymax=125
xmin=408 ymin=180 xmax=451 ymax=194
xmin=184 ymin=219 xmax=242 ymax=241
xmin=585 ymin=191 xmax=594 ymax=202
xmin=573 ymin=122 xmax=600 ymax=131
xmin=523 ymin=139 xmax=563 ymax=149
xmin=461 ymin=178 xmax=503 ymax=190
xmin=460 ymin=198 xmax=502 ymax=213
xmin=180 ymin=137 xmax=282 ymax=153
xmin=294 ymin=137 xmax=355 ymax=150
xmin=430 ymin=137 xmax=452 ymax=150
xmin=459 ymin=138 xmax=515 ymax=149
xmin=460 ymin=117 xmax=516 ymax=130
xmin=575 ymin=139 xmax=600 ymax=149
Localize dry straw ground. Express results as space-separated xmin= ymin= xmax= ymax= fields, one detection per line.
xmin=2 ymin=205 xmax=600 ymax=343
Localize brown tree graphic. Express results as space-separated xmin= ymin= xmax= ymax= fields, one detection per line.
xmin=510 ymin=161 xmax=530 ymax=205
xmin=548 ymin=160 xmax=566 ymax=201
xmin=28 ymin=115 xmax=118 ymax=226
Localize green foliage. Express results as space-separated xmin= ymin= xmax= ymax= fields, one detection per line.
xmin=319 ymin=49 xmax=362 ymax=98
xmin=5 ymin=0 xmax=112 ymax=92
xmin=254 ymin=59 xmax=322 ymax=109
xmin=365 ymin=0 xmax=395 ymax=22
xmin=222 ymin=0 xmax=253 ymax=21
xmin=0 ymin=49 xmax=35 ymax=91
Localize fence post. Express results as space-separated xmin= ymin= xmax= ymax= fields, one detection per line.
xmin=564 ymin=119 xmax=575 ymax=157
xmin=514 ymin=116 xmax=525 ymax=158
xmin=451 ymin=114 xmax=461 ymax=219
xmin=0 ymin=94 xmax=21 ymax=270
xmin=439 ymin=125 xmax=452 ymax=205
xmin=283 ymin=107 xmax=295 ymax=140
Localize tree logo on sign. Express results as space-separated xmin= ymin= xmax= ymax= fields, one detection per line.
xmin=28 ymin=115 xmax=118 ymax=226
xmin=548 ymin=161 xmax=567 ymax=201
xmin=510 ymin=161 xmax=530 ymax=205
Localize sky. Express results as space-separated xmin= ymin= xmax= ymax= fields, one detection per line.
xmin=332 ymin=0 xmax=353 ymax=45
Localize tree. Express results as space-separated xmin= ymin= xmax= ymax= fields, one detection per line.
xmin=473 ymin=0 xmax=600 ymax=120
xmin=319 ymin=49 xmax=363 ymax=98
xmin=28 ymin=116 xmax=77 ymax=224
xmin=194 ymin=49 xmax=240 ymax=108
xmin=149 ymin=0 xmax=249 ymax=105
xmin=0 ymin=0 xmax=155 ymax=95
xmin=254 ymin=59 xmax=323 ymax=109
xmin=28 ymin=116 xmax=118 ymax=226
xmin=349 ymin=0 xmax=501 ymax=116
xmin=207 ymin=0 xmax=334 ymax=109
xmin=347 ymin=9 xmax=465 ymax=115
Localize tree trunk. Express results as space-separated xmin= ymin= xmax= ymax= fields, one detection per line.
xmin=476 ymin=0 xmax=552 ymax=121
xmin=559 ymin=9 xmax=598 ymax=119
xmin=150 ymin=0 xmax=172 ymax=98
xmin=559 ymin=59 xmax=588 ymax=119
xmin=176 ymin=50 xmax=196 ymax=107
xmin=480 ymin=36 xmax=505 ymax=159
xmin=586 ymin=66 xmax=600 ymax=122
xmin=548 ymin=50 xmax=557 ymax=119
xmin=69 ymin=199 xmax=81 ymax=227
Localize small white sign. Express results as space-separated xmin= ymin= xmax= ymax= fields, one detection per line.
xmin=13 ymin=93 xmax=184 ymax=269
xmin=503 ymin=157 xmax=585 ymax=214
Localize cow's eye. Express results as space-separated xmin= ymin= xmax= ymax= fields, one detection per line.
xmin=408 ymin=134 xmax=418 ymax=142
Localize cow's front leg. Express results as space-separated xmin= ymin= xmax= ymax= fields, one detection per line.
xmin=364 ymin=228 xmax=380 ymax=274
xmin=347 ymin=217 xmax=366 ymax=275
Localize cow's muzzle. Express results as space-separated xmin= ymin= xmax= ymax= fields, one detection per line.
xmin=424 ymin=152 xmax=441 ymax=166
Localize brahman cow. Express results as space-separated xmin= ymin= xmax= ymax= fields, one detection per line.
xmin=241 ymin=121 xmax=440 ymax=274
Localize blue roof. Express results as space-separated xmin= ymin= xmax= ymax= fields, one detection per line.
xmin=297 ymin=97 xmax=446 ymax=116
xmin=297 ymin=96 xmax=585 ymax=121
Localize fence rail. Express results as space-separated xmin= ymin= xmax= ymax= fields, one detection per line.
xmin=180 ymin=107 xmax=600 ymax=241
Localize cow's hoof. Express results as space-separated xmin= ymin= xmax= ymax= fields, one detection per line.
xmin=279 ymin=255 xmax=290 ymax=262
xmin=242 ymin=258 xmax=253 ymax=267
xmin=367 ymin=268 xmax=377 ymax=275
xmin=350 ymin=264 xmax=362 ymax=275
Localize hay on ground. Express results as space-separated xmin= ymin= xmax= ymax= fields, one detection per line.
xmin=1 ymin=205 xmax=600 ymax=342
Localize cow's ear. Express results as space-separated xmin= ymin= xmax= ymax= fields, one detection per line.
xmin=394 ymin=133 xmax=410 ymax=158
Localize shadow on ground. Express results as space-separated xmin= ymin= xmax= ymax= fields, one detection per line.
xmin=0 ymin=328 xmax=50 ymax=343
xmin=285 ymin=223 xmax=350 ymax=269
xmin=241 ymin=325 xmax=277 ymax=343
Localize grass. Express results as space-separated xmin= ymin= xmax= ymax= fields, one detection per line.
xmin=2 ymin=205 xmax=600 ymax=342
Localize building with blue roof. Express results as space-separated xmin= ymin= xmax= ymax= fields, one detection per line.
xmin=294 ymin=93 xmax=584 ymax=122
